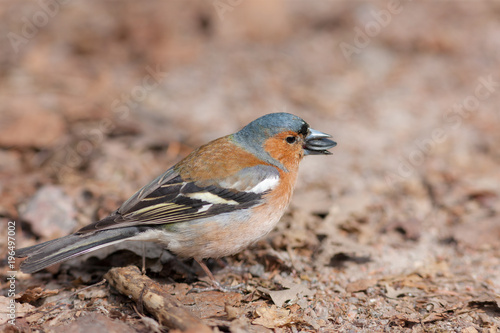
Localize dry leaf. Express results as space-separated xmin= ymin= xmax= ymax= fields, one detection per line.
xmin=346 ymin=278 xmax=377 ymax=293
xmin=261 ymin=283 xmax=313 ymax=307
xmin=0 ymin=296 xmax=35 ymax=325
xmin=16 ymin=287 xmax=60 ymax=303
xmin=253 ymin=305 xmax=293 ymax=328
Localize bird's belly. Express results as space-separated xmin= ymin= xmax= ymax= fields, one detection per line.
xmin=157 ymin=204 xmax=286 ymax=259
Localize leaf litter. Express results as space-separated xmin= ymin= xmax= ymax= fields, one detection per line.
xmin=1 ymin=2 xmax=500 ymax=332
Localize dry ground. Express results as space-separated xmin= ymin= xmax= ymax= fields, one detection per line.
xmin=0 ymin=1 xmax=499 ymax=332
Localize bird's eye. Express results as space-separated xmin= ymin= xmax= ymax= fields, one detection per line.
xmin=286 ymin=136 xmax=296 ymax=144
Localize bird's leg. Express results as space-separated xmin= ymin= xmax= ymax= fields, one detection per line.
xmin=189 ymin=259 xmax=245 ymax=293
xmin=141 ymin=243 xmax=146 ymax=274
xmin=195 ymin=258 xmax=218 ymax=282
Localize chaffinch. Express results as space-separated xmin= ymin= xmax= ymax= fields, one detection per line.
xmin=16 ymin=113 xmax=336 ymax=284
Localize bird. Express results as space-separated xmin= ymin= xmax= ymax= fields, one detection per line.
xmin=15 ymin=113 xmax=336 ymax=286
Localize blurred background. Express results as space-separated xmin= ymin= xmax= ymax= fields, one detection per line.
xmin=1 ymin=1 xmax=499 ymax=331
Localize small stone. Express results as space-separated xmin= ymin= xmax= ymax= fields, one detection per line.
xmin=249 ymin=263 xmax=266 ymax=277
xmin=20 ymin=185 xmax=77 ymax=239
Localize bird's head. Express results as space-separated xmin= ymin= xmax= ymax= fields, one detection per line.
xmin=232 ymin=113 xmax=337 ymax=171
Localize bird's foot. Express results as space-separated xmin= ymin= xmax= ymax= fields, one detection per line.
xmin=189 ymin=280 xmax=245 ymax=293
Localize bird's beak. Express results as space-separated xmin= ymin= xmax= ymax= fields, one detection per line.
xmin=304 ymin=128 xmax=337 ymax=155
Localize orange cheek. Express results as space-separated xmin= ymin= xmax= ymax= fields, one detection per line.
xmin=264 ymin=134 xmax=304 ymax=172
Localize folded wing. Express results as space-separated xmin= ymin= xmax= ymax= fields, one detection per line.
xmin=76 ymin=165 xmax=280 ymax=234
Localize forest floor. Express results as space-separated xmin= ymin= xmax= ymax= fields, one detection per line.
xmin=1 ymin=1 xmax=499 ymax=332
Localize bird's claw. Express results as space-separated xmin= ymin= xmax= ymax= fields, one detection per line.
xmin=188 ymin=280 xmax=245 ymax=293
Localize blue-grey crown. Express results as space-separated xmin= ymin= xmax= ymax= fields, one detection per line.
xmin=231 ymin=113 xmax=309 ymax=170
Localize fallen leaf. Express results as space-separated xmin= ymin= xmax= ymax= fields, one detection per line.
xmin=225 ymin=304 xmax=244 ymax=320
xmin=346 ymin=278 xmax=377 ymax=293
xmin=383 ymin=283 xmax=421 ymax=299
xmin=0 ymin=296 xmax=35 ymax=325
xmin=261 ymin=283 xmax=313 ymax=307
xmin=16 ymin=287 xmax=60 ymax=303
xmin=253 ymin=305 xmax=293 ymax=328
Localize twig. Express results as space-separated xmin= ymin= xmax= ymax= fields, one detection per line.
xmin=105 ymin=265 xmax=212 ymax=333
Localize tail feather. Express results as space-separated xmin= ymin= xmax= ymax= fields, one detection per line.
xmin=16 ymin=227 xmax=142 ymax=274
xmin=15 ymin=241 xmax=54 ymax=258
